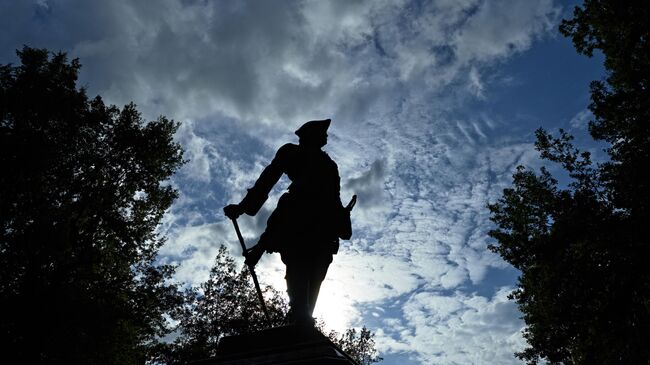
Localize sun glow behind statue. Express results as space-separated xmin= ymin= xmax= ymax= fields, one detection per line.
xmin=258 ymin=250 xmax=357 ymax=333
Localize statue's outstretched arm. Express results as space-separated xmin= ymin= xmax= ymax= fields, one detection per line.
xmin=239 ymin=144 xmax=291 ymax=215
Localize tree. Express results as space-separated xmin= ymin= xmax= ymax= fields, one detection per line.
xmin=559 ymin=0 xmax=650 ymax=216
xmin=154 ymin=246 xmax=288 ymax=364
xmin=154 ymin=246 xmax=382 ymax=365
xmin=0 ymin=47 xmax=185 ymax=364
xmin=326 ymin=326 xmax=383 ymax=365
xmin=488 ymin=1 xmax=650 ymax=364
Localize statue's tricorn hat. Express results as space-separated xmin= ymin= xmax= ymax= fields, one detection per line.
xmin=295 ymin=119 xmax=331 ymax=138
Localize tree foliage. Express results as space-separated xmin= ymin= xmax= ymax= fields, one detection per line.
xmin=489 ymin=1 xmax=650 ymax=364
xmin=154 ymin=246 xmax=382 ymax=365
xmin=154 ymin=246 xmax=288 ymax=364
xmin=326 ymin=326 xmax=383 ymax=365
xmin=559 ymin=0 xmax=650 ymax=215
xmin=0 ymin=47 xmax=185 ymax=364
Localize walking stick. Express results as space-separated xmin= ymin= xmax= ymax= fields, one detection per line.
xmin=230 ymin=218 xmax=272 ymax=327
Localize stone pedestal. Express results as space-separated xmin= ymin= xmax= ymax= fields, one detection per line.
xmin=193 ymin=325 xmax=359 ymax=365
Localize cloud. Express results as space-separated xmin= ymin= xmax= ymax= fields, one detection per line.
xmin=2 ymin=0 xmax=559 ymax=132
xmin=344 ymin=159 xmax=388 ymax=208
xmin=468 ymin=67 xmax=486 ymax=99
xmin=569 ymin=108 xmax=592 ymax=130
xmin=384 ymin=287 xmax=526 ymax=364
xmin=158 ymin=221 xmax=232 ymax=284
xmin=454 ymin=0 xmax=559 ymax=63
xmin=176 ymin=120 xmax=212 ymax=183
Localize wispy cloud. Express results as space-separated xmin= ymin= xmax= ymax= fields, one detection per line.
xmin=569 ymin=108 xmax=592 ymax=130
xmin=385 ymin=287 xmax=526 ymax=364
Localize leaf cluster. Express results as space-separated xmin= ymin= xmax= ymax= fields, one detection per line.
xmin=488 ymin=131 xmax=636 ymax=364
xmin=153 ymin=246 xmax=382 ymax=365
xmin=325 ymin=326 xmax=383 ymax=365
xmin=560 ymin=0 xmax=650 ymax=215
xmin=489 ymin=2 xmax=650 ymax=363
xmin=153 ymin=246 xmax=288 ymax=364
xmin=0 ymin=47 xmax=185 ymax=364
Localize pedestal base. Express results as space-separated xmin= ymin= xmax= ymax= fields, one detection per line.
xmin=193 ymin=325 xmax=358 ymax=365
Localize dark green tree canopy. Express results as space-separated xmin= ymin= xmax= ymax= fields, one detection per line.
xmin=0 ymin=47 xmax=184 ymax=364
xmin=325 ymin=326 xmax=383 ymax=365
xmin=489 ymin=1 xmax=650 ymax=364
xmin=560 ymin=0 xmax=650 ymax=215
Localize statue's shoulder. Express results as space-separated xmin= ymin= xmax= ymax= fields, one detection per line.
xmin=277 ymin=143 xmax=298 ymax=155
xmin=275 ymin=143 xmax=299 ymax=161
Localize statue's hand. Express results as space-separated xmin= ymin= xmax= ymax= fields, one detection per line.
xmin=223 ymin=204 xmax=244 ymax=220
xmin=244 ymin=245 xmax=264 ymax=267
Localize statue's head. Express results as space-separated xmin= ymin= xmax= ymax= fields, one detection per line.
xmin=295 ymin=119 xmax=330 ymax=148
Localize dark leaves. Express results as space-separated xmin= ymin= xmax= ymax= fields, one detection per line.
xmin=0 ymin=47 xmax=184 ymax=364
xmin=326 ymin=326 xmax=383 ymax=365
xmin=155 ymin=246 xmax=383 ymax=365
xmin=489 ymin=2 xmax=650 ymax=362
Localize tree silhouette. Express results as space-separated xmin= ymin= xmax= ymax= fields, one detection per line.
xmin=0 ymin=47 xmax=184 ymax=364
xmin=488 ymin=1 xmax=650 ymax=364
xmin=154 ymin=246 xmax=382 ymax=365
xmin=325 ymin=326 xmax=383 ymax=365
xmin=153 ymin=246 xmax=288 ymax=364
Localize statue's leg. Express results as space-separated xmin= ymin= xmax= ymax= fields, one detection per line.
xmin=283 ymin=255 xmax=312 ymax=324
xmin=307 ymin=254 xmax=333 ymax=316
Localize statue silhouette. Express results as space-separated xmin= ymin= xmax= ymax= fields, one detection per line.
xmin=224 ymin=119 xmax=354 ymax=326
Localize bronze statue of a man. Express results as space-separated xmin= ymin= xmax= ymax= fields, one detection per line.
xmin=224 ymin=119 xmax=353 ymax=325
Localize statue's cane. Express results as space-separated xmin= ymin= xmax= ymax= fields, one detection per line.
xmin=230 ymin=218 xmax=272 ymax=327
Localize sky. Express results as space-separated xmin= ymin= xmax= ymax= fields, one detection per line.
xmin=1 ymin=1 xmax=605 ymax=364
